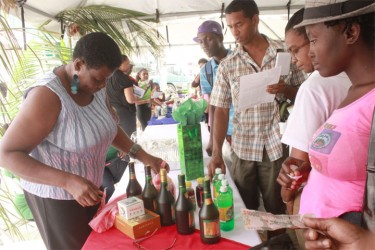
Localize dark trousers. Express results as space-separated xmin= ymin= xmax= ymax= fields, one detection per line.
xmin=228 ymin=146 xmax=287 ymax=215
xmin=24 ymin=190 xmax=99 ymax=250
xmin=114 ymin=106 xmax=136 ymax=137
xmin=136 ymin=103 xmax=151 ymax=131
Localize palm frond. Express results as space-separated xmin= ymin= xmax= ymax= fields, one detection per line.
xmin=55 ymin=5 xmax=165 ymax=56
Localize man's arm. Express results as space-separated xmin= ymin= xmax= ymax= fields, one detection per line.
xmin=207 ymin=107 xmax=229 ymax=178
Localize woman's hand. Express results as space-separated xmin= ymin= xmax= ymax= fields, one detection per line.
xmin=142 ymin=154 xmax=170 ymax=174
xmin=64 ymin=174 xmax=103 ymax=207
xmin=277 ymin=156 xmax=311 ymax=191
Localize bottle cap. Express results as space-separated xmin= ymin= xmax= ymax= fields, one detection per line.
xmin=215 ymin=168 xmax=222 ymax=175
xmin=197 ymin=177 xmax=204 ymax=184
xmin=160 ymin=169 xmax=167 ymax=182
xmin=218 ymin=173 xmax=225 ymax=180
xmin=185 ymin=181 xmax=192 ymax=188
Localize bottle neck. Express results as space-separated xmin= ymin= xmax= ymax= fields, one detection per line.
xmin=129 ymin=164 xmax=136 ymax=180
xmin=203 ymin=186 xmax=213 ymax=205
xmin=146 ymin=175 xmax=152 ymax=184
xmin=179 ymin=185 xmax=186 ymax=195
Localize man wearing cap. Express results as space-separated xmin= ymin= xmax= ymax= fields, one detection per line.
xmin=194 ymin=20 xmax=234 ymax=168
xmin=208 ymin=0 xmax=305 ymax=238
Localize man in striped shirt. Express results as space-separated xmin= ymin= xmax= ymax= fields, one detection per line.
xmin=208 ymin=0 xmax=305 ymax=238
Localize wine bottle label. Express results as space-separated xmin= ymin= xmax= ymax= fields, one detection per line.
xmin=130 ymin=173 xmax=136 ymax=179
xmin=219 ymin=205 xmax=234 ymax=222
xmin=202 ymin=219 xmax=220 ymax=238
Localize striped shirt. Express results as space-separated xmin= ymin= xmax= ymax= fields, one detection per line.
xmin=210 ymin=36 xmax=305 ymax=162
xmin=21 ymin=72 xmax=117 ymax=200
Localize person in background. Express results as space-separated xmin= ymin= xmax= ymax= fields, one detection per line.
xmin=152 ymin=82 xmax=165 ymax=103
xmin=276 ymin=8 xmax=351 ymax=249
xmin=106 ymin=55 xmax=138 ymax=138
xmin=279 ymin=0 xmax=375 ymax=227
xmin=193 ymin=20 xmax=234 ymax=170
xmin=208 ymin=0 xmax=305 ymax=239
xmin=191 ymin=58 xmax=208 ymax=98
xmin=0 ymin=32 xmax=169 ymax=249
xmin=135 ymin=68 xmax=154 ymax=130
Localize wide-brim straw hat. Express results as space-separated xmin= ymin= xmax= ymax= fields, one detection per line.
xmin=295 ymin=0 xmax=375 ymax=28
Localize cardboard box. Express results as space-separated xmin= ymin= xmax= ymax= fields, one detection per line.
xmin=177 ymin=124 xmax=204 ymax=180
xmin=114 ymin=209 xmax=161 ymax=239
xmin=117 ymin=197 xmax=145 ymax=220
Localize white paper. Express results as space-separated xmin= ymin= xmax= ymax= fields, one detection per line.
xmin=275 ymin=52 xmax=291 ymax=76
xmin=238 ymin=67 xmax=281 ymax=111
xmin=133 ymin=85 xmax=145 ymax=98
xmin=152 ymin=91 xmax=163 ymax=99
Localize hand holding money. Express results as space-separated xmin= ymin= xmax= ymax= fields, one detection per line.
xmin=241 ymin=209 xmax=313 ymax=231
xmin=277 ymin=157 xmax=311 ymax=191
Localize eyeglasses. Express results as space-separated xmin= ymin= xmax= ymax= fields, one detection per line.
xmin=287 ymin=42 xmax=309 ymax=58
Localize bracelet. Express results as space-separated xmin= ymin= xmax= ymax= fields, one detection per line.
xmin=129 ymin=143 xmax=142 ymax=158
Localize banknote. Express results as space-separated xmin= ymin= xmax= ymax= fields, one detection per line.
xmin=241 ymin=209 xmax=313 ymax=230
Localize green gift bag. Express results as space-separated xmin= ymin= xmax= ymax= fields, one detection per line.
xmin=177 ymin=124 xmax=204 ymax=181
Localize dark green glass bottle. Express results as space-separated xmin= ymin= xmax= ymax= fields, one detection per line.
xmin=199 ymin=177 xmax=221 ymax=244
xmin=141 ymin=165 xmax=158 ymax=212
xmin=175 ymin=174 xmax=195 ymax=234
xmin=156 ymin=169 xmax=175 ymax=226
xmin=126 ymin=161 xmax=142 ymax=198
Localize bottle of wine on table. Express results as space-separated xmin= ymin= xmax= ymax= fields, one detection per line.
xmin=156 ymin=169 xmax=175 ymax=226
xmin=199 ymin=177 xmax=220 ymax=244
xmin=141 ymin=165 xmax=158 ymax=212
xmin=175 ymin=174 xmax=195 ymax=234
xmin=126 ymin=161 xmax=142 ymax=198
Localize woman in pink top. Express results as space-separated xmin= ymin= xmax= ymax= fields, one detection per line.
xmin=277 ymin=0 xmax=375 ymax=226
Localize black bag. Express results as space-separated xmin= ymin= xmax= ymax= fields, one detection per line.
xmin=106 ymin=157 xmax=128 ymax=184
xmin=362 ymin=108 xmax=375 ymax=232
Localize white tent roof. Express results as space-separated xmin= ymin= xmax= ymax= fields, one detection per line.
xmin=7 ymin=1 xmax=307 ymax=88
xmin=11 ymin=0 xmax=305 ymax=40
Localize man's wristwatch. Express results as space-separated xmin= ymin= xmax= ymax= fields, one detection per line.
xmin=129 ymin=143 xmax=142 ymax=158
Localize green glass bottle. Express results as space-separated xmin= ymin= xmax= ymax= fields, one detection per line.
xmin=217 ymin=179 xmax=234 ymax=231
xmin=175 ymin=174 xmax=195 ymax=235
xmin=214 ymin=173 xmax=224 ymax=205
xmin=141 ymin=165 xmax=158 ymax=212
xmin=156 ymin=169 xmax=175 ymax=226
xmin=199 ymin=177 xmax=221 ymax=244
xmin=126 ymin=161 xmax=142 ymax=198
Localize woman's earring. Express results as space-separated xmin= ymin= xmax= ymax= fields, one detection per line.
xmin=71 ymin=74 xmax=80 ymax=94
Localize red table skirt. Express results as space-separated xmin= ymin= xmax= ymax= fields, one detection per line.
xmin=83 ymin=225 xmax=251 ymax=249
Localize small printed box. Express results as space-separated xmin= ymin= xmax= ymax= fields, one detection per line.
xmin=114 ymin=209 xmax=161 ymax=239
xmin=117 ymin=197 xmax=145 ymax=220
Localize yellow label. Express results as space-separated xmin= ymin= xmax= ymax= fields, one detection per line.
xmin=205 ymin=198 xmax=213 ymax=205
xmin=219 ymin=205 xmax=234 ymax=222
xmin=203 ymin=219 xmax=220 ymax=238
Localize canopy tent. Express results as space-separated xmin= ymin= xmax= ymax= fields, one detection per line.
xmin=10 ymin=0 xmax=305 ymax=43
xmin=6 ymin=0 xmax=306 ymax=88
